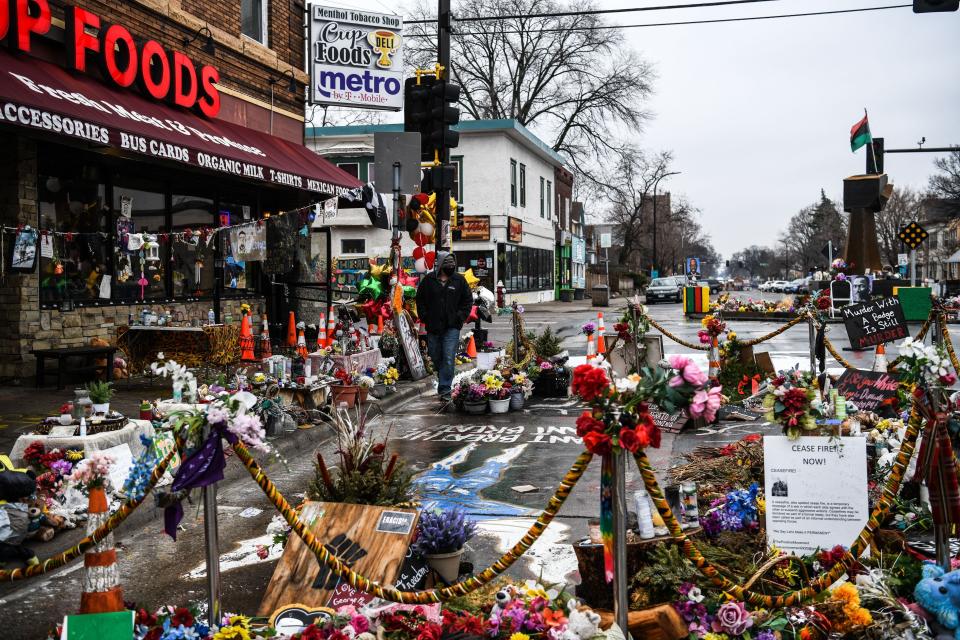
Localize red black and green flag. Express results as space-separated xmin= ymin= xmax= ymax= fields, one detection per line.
xmin=850 ymin=112 xmax=872 ymax=152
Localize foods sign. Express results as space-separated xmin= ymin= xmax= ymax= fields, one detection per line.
xmin=308 ymin=4 xmax=403 ymax=110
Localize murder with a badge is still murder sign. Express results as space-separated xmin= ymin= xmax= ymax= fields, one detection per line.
xmin=764 ymin=436 xmax=868 ymax=556
xmin=840 ymin=297 xmax=908 ymax=349
xmin=835 ymin=370 xmax=900 ymax=412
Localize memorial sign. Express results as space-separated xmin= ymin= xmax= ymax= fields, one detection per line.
xmin=840 ymin=297 xmax=908 ymax=349
xmin=835 ymin=370 xmax=900 ymax=412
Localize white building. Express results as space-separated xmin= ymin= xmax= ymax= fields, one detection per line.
xmin=305 ymin=119 xmax=569 ymax=304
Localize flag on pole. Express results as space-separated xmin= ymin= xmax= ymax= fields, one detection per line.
xmin=850 ymin=111 xmax=872 ymax=152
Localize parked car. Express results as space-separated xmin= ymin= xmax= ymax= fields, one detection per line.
xmin=766 ymin=280 xmax=789 ymax=292
xmin=783 ymin=278 xmax=811 ymax=294
xmin=759 ymin=280 xmax=777 ymax=292
xmin=703 ymin=278 xmax=724 ymax=294
xmin=644 ymin=277 xmax=684 ymax=304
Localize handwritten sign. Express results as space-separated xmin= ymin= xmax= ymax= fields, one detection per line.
xmin=327 ymin=581 xmax=375 ymax=610
xmin=395 ymin=306 xmax=427 ymax=381
xmin=650 ymin=406 xmax=687 ymax=434
xmin=835 ymin=370 xmax=900 ymax=412
xmin=393 ymin=547 xmax=430 ymax=591
xmin=840 ymin=297 xmax=908 ymax=350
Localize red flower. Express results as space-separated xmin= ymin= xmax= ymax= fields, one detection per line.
xmin=296 ymin=625 xmax=324 ymax=640
xmin=39 ymin=449 xmax=64 ymax=470
xmin=171 ymin=607 xmax=194 ymax=628
xmin=572 ymin=364 xmax=609 ymax=402
xmin=136 ymin=608 xmax=157 ymax=627
xmin=328 ymin=631 xmax=349 ymax=640
xmin=619 ymin=427 xmax=645 ymax=452
xmin=582 ymin=431 xmax=612 ymax=455
xmin=23 ymin=440 xmax=45 ymax=464
xmin=782 ymin=387 xmax=808 ymax=412
xmin=143 ymin=628 xmax=162 ymax=640
xmin=416 ymin=623 xmax=443 ymax=640
xmin=575 ymin=411 xmax=605 ymax=437
xmin=742 ymin=433 xmax=762 ymax=443
xmin=643 ymin=422 xmax=662 ymax=449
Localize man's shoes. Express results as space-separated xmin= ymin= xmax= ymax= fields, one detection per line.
xmin=439 ymin=394 xmax=452 ymax=403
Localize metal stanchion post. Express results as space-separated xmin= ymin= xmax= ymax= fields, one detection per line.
xmin=202 ymin=424 xmax=221 ymax=628
xmin=808 ymin=316 xmax=817 ymax=374
xmin=611 ymin=450 xmax=630 ymax=636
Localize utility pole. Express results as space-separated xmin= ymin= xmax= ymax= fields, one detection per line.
xmin=437 ymin=0 xmax=453 ymax=253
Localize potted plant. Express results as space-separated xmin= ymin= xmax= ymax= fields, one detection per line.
xmin=509 ymin=371 xmax=532 ymax=410
xmin=476 ymin=341 xmax=502 ymax=371
xmin=357 ymin=374 xmax=375 ymax=404
xmin=330 ymin=368 xmax=359 ymax=408
xmin=85 ymin=380 xmax=114 ymax=414
xmin=412 ymin=507 xmax=476 ymax=584
xmin=462 ymin=383 xmax=488 ymax=414
xmin=59 ymin=402 xmax=73 ymax=425
xmin=488 ymin=385 xmax=511 ymax=413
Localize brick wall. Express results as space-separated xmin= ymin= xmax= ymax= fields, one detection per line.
xmin=46 ymin=0 xmax=306 ymax=118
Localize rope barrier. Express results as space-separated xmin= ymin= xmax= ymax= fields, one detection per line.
xmin=823 ymin=336 xmax=858 ymax=370
xmin=941 ymin=315 xmax=960 ymax=374
xmin=645 ymin=316 xmax=711 ymax=351
xmin=634 ymin=400 xmax=922 ymax=606
xmin=738 ymin=315 xmax=808 ymax=347
xmin=231 ymin=440 xmax=592 ymax=603
xmin=0 ymin=448 xmax=176 ymax=582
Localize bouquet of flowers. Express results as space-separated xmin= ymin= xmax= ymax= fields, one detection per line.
xmin=831 ymin=257 xmax=850 ymax=280
xmin=571 ymin=356 xmax=719 ymax=455
xmin=701 ymin=482 xmax=763 ymax=537
xmin=581 ymin=321 xmax=597 ymax=337
xmin=763 ymin=370 xmax=823 ymax=439
xmin=896 ymin=337 xmax=956 ymax=388
xmin=698 ymin=314 xmax=727 ymax=345
xmin=67 ymin=451 xmax=113 ymax=493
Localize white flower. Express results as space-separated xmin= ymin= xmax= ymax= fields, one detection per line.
xmin=157 ymin=351 xmax=165 ymax=360
xmin=687 ymin=586 xmax=704 ymax=603
xmin=266 ymin=514 xmax=288 ymax=536
xmin=616 ymin=375 xmax=640 ymax=393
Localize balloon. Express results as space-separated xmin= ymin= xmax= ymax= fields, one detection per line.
xmin=418 ymin=222 xmax=434 ymax=238
xmin=425 ymin=251 xmax=436 ymax=269
xmin=413 ymin=232 xmax=432 ymax=246
xmin=397 ymin=269 xmax=419 ymax=287
xmin=357 ymin=276 xmax=383 ymax=300
xmin=369 ymin=263 xmax=392 ymax=279
xmin=405 ymin=216 xmax=419 ymax=233
xmin=462 ymin=268 xmax=480 ymax=290
xmin=412 ymin=246 xmax=425 ymax=260
xmin=359 ymin=299 xmax=380 ymax=323
xmin=415 ymin=257 xmax=427 ymax=273
xmin=402 ymin=285 xmax=417 ymax=300
xmin=466 ymin=305 xmax=478 ymax=323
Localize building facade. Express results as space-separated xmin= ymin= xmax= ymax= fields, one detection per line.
xmin=0 ymin=0 xmax=359 ymax=379
xmin=306 ymin=119 xmax=571 ymax=304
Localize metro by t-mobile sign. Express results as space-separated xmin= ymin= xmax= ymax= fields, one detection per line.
xmin=0 ymin=0 xmax=221 ymax=117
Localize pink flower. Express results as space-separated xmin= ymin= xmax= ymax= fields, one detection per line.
xmin=350 ymin=615 xmax=370 ymax=633
xmin=688 ymin=386 xmax=722 ymax=422
xmin=941 ymin=373 xmax=957 ymax=386
xmin=669 ymin=355 xmax=707 ymax=388
xmin=255 ymin=545 xmax=269 ymax=559
xmin=712 ymin=601 xmax=753 ymax=635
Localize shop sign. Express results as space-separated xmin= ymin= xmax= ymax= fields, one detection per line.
xmin=308 ymin=5 xmax=403 ymax=110
xmin=0 ymin=1 xmax=221 ymax=117
xmin=572 ymin=236 xmax=586 ymax=264
xmin=459 ymin=215 xmax=490 ymax=241
xmin=508 ymin=216 xmax=523 ymax=243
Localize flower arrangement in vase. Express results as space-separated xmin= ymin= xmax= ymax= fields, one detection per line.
xmin=412 ymin=507 xmax=477 ymax=583
xmin=762 ymin=369 xmax=824 ymax=439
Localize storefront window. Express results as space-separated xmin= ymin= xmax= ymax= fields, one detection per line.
xmin=498 ymin=244 xmax=554 ymax=293
xmin=171 ymin=193 xmax=215 ymax=297
xmin=113 ymin=183 xmax=167 ymax=301
xmin=38 ymin=169 xmax=109 ymax=304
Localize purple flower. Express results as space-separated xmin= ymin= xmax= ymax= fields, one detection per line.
xmin=581 ymin=322 xmax=596 ymax=336
xmin=756 ymin=631 xmax=777 ymax=640
xmin=712 ymin=601 xmax=753 ymax=635
xmin=50 ymin=459 xmax=72 ymax=476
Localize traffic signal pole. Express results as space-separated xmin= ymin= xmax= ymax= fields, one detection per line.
xmin=437 ymin=0 xmax=452 ymax=254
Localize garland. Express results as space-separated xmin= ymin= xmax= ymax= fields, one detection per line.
xmin=0 ymin=448 xmax=176 ymax=582
xmin=231 ymin=439 xmax=591 ymax=603
xmin=634 ymin=400 xmax=922 ymax=607
xmin=737 ymin=314 xmax=808 ymax=346
xmin=941 ymin=315 xmax=960 ymax=373
xmin=644 ymin=316 xmax=711 ymax=351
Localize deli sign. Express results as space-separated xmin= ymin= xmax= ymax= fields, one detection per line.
xmin=0 ymin=1 xmax=221 ymax=117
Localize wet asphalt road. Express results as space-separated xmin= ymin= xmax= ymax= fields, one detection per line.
xmin=1 ymin=291 xmax=957 ymax=637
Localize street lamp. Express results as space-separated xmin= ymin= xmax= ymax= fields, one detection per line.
xmin=651 ymin=171 xmax=680 ymax=276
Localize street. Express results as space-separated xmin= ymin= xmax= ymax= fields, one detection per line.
xmin=4 ymin=291 xmax=956 ymax=636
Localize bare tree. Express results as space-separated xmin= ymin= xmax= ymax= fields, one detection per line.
xmin=875 ymin=186 xmax=921 ymax=268
xmin=406 ymin=0 xmax=655 ymax=172
xmin=929 ymin=148 xmax=960 ymax=201
xmin=779 ymin=190 xmax=846 ymax=275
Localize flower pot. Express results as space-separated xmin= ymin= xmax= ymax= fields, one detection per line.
xmin=331 ymin=384 xmax=359 ymax=408
xmin=386 ymin=384 xmax=397 ymax=394
xmin=370 ymin=383 xmax=388 ymax=399
xmin=489 ymin=398 xmax=510 ymax=414
xmin=463 ymin=400 xmax=488 ymax=415
xmin=59 ymin=414 xmax=73 ymax=426
xmin=358 ymin=387 xmax=369 ymax=404
xmin=92 ymin=403 xmax=110 ymax=414
xmin=425 ymin=548 xmax=464 ymax=584
xmin=476 ymin=350 xmax=502 ymax=371
xmin=509 ymin=392 xmax=525 ymax=411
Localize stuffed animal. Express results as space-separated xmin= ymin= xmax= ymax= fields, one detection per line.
xmin=26 ymin=500 xmax=66 ymax=542
xmin=556 ymin=600 xmax=602 ymax=640
xmin=490 ymin=585 xmax=519 ymax=619
xmin=914 ymin=561 xmax=960 ymax=638
xmin=0 ymin=467 xmax=41 ymax=567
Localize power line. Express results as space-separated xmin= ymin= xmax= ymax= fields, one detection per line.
xmin=406 ymin=0 xmax=789 ymax=25
xmin=406 ymin=4 xmax=911 ymax=36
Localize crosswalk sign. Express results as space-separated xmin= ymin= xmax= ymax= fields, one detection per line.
xmin=898 ymin=221 xmax=928 ymax=250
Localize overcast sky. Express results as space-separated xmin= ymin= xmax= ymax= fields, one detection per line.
xmin=325 ymin=0 xmax=959 ymax=258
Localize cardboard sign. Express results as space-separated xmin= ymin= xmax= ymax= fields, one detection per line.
xmin=840 ymin=297 xmax=908 ymax=349
xmin=376 ymin=510 xmax=416 ymax=535
xmin=258 ymin=502 xmax=419 ymax=615
xmin=328 ymin=581 xmax=376 ymax=610
xmin=395 ymin=306 xmax=427 ymax=381
xmin=835 ymin=370 xmax=900 ymax=412
xmin=764 ymin=436 xmax=868 ymax=555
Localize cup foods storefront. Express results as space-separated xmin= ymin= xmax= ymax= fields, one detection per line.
xmin=0 ymin=1 xmax=360 ymax=379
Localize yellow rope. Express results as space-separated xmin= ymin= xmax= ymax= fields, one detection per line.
xmin=738 ymin=315 xmax=808 ymax=346
xmin=941 ymin=315 xmax=960 ymax=373
xmin=824 ymin=336 xmax=858 ymax=370
xmin=232 ymin=440 xmax=592 ymax=602
xmin=645 ymin=316 xmax=711 ymax=351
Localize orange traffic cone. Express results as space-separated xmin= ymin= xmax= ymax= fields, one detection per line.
xmin=296 ymin=323 xmax=308 ymax=358
xmin=260 ymin=314 xmax=272 ymax=360
xmin=596 ymin=312 xmax=607 ymax=355
xmin=466 ymin=334 xmax=478 ymax=358
xmin=317 ymin=312 xmax=326 ymax=348
xmin=79 ymin=486 xmax=124 ymax=613
xmin=326 ymin=312 xmax=336 ymax=348
xmin=240 ymin=313 xmax=256 ymax=361
xmin=287 ymin=311 xmax=297 ymax=347
xmin=872 ymin=343 xmax=888 ymax=372
xmin=377 ymin=315 xmax=384 ymax=334
xmin=586 ymin=333 xmax=596 ymax=361
xmin=369 ymin=322 xmax=376 ymax=335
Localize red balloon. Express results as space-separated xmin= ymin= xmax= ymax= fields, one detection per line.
xmin=412 ymin=246 xmax=425 ymax=260
xmin=413 ymin=232 xmax=431 ymax=246
xmin=425 ymin=251 xmax=436 ymax=268
xmin=467 ymin=305 xmax=478 ymax=323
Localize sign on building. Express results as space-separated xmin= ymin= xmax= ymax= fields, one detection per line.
xmin=308 ymin=5 xmax=404 ymax=110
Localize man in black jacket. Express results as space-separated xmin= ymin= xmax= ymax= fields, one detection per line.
xmin=416 ymin=252 xmax=472 ymax=401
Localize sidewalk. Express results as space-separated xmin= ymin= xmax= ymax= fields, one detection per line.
xmin=515 ymin=294 xmax=631 ymax=314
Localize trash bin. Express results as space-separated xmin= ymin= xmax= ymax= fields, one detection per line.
xmin=592 ymin=285 xmax=609 ymax=307
xmin=574 ymin=288 xmax=585 ymax=300
xmin=560 ymin=288 xmax=574 ymax=302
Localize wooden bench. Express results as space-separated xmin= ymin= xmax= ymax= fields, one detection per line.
xmin=31 ymin=346 xmax=116 ymax=389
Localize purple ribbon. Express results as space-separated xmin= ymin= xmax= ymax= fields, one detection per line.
xmin=163 ymin=427 xmax=235 ymax=539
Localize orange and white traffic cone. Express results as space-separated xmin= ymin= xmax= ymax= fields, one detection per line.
xmin=377 ymin=315 xmax=384 ymax=335
xmin=466 ymin=334 xmax=478 ymax=358
xmin=586 ymin=333 xmax=596 ymax=361
xmin=708 ymin=337 xmax=720 ymax=382
xmin=596 ymin=312 xmax=607 ymax=355
xmin=286 ymin=311 xmax=297 ymax=347
xmin=80 ymin=486 xmax=124 ymax=613
xmin=239 ymin=313 xmax=256 ymax=361
xmin=296 ymin=323 xmax=308 ymax=358
xmin=872 ymin=344 xmax=888 ymax=372
xmin=326 ymin=312 xmax=337 ymax=348
xmin=317 ymin=312 xmax=326 ymax=348
xmin=260 ymin=314 xmax=272 ymax=360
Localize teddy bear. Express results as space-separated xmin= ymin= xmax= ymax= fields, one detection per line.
xmin=555 ymin=600 xmax=602 ymax=640
xmin=0 ymin=469 xmax=40 ymax=566
xmin=26 ymin=499 xmax=66 ymax=542
xmin=914 ymin=561 xmax=960 ymax=639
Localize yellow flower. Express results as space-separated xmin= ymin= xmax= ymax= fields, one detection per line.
xmin=727 ymin=331 xmax=737 ymax=341
xmin=228 ymin=615 xmax=251 ymax=629
xmin=510 ymin=634 xmax=530 ymax=640
xmin=704 ymin=634 xmax=730 ymax=640
xmin=213 ymin=627 xmax=250 ymax=640
xmin=832 ymin=582 xmax=860 ymax=606
xmin=847 ymin=606 xmax=873 ymax=626
xmin=66 ymin=449 xmax=84 ymax=462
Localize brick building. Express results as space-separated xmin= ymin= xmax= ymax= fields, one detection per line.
xmin=0 ymin=0 xmax=359 ymax=380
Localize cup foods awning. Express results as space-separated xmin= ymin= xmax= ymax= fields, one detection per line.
xmin=0 ymin=48 xmax=361 ymax=195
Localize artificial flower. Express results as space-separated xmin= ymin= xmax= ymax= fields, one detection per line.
xmin=711 ymin=601 xmax=753 ymax=635
xmin=571 ymin=364 xmax=609 ymax=402
xmin=575 ymin=411 xmax=605 ymax=437
xmin=582 ymin=431 xmax=612 ymax=455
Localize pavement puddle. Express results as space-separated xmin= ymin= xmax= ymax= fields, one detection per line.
xmin=183 ymin=533 xmax=282 ymax=579
xmin=474 ymin=518 xmax=576 ymax=585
